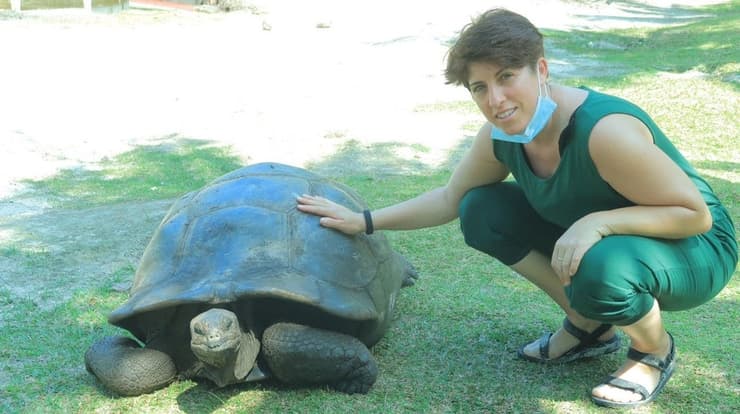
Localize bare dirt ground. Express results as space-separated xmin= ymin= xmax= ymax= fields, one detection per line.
xmin=0 ymin=0 xmax=724 ymax=309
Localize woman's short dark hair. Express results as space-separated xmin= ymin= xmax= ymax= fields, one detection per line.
xmin=445 ymin=9 xmax=544 ymax=88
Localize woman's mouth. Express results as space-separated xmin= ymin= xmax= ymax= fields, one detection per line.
xmin=496 ymin=107 xmax=516 ymax=120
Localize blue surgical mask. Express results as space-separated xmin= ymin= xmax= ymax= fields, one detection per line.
xmin=491 ymin=71 xmax=557 ymax=144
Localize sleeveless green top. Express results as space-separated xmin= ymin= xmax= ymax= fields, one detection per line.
xmin=493 ymin=87 xmax=722 ymax=229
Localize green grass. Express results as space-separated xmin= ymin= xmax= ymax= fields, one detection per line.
xmin=543 ymin=1 xmax=740 ymax=89
xmin=25 ymin=138 xmax=244 ymax=209
xmin=1 ymin=2 xmax=739 ymax=413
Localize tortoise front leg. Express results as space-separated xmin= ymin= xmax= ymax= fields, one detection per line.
xmin=85 ymin=336 xmax=176 ymax=396
xmin=262 ymin=323 xmax=378 ymax=394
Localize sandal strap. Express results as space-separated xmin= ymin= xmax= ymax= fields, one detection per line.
xmin=562 ymin=318 xmax=589 ymax=341
xmin=627 ymin=349 xmax=668 ymax=371
xmin=538 ymin=332 xmax=553 ymax=360
xmin=602 ymin=375 xmax=650 ymax=400
xmin=626 ymin=332 xmax=676 ymax=372
xmin=562 ymin=318 xmax=612 ymax=346
xmin=589 ymin=323 xmax=613 ymax=340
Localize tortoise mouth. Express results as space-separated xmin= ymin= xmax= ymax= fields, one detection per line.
xmin=191 ymin=337 xmax=241 ymax=367
xmin=192 ymin=336 xmax=240 ymax=352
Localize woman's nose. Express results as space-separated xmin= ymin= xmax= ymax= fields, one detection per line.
xmin=488 ymin=86 xmax=504 ymax=107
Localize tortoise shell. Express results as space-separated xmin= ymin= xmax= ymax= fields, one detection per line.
xmin=108 ymin=162 xmax=407 ymax=347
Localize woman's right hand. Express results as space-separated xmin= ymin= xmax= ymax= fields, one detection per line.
xmin=295 ymin=194 xmax=366 ymax=235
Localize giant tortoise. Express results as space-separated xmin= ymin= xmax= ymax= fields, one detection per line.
xmin=85 ymin=162 xmax=417 ymax=396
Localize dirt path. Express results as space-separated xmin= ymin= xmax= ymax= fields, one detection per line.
xmin=0 ymin=0 xmax=724 ymax=308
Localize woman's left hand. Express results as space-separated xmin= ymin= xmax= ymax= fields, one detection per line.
xmin=296 ymin=194 xmax=366 ymax=235
xmin=551 ymin=213 xmax=612 ymax=286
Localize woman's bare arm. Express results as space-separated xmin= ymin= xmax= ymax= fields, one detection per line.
xmin=587 ymin=114 xmax=712 ymax=239
xmin=297 ymin=124 xmax=509 ymax=234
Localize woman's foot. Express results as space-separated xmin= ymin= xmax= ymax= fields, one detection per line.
xmin=591 ymin=332 xmax=676 ymax=407
xmin=518 ymin=318 xmax=620 ymax=363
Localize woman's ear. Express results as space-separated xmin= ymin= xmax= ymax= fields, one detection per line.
xmin=537 ymin=57 xmax=549 ymax=81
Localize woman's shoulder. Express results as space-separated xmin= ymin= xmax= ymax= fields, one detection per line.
xmin=573 ymin=87 xmax=646 ymax=117
xmin=564 ymin=87 xmax=650 ymax=137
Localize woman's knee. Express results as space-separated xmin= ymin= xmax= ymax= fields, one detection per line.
xmin=458 ymin=185 xmax=492 ymax=238
xmin=459 ymin=182 xmax=526 ymax=242
xmin=459 ymin=186 xmax=499 ymax=255
xmin=458 ymin=183 xmax=563 ymax=264
xmin=567 ymin=238 xmax=654 ymax=325
xmin=458 ymin=184 xmax=523 ymax=253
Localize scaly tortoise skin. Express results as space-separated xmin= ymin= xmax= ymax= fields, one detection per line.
xmin=85 ymin=162 xmax=417 ymax=396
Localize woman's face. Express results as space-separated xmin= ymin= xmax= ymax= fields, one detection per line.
xmin=467 ymin=60 xmax=545 ymax=134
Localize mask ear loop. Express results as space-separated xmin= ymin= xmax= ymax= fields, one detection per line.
xmin=537 ymin=69 xmax=550 ymax=98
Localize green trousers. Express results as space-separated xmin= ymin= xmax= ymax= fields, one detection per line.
xmin=459 ymin=182 xmax=738 ymax=325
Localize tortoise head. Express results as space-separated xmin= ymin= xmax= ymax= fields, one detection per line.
xmin=190 ymin=308 xmax=260 ymax=387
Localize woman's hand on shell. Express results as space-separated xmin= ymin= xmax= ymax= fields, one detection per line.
xmin=295 ymin=194 xmax=365 ymax=235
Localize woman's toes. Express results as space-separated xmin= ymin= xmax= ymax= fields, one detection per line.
xmin=592 ymin=359 xmax=661 ymax=403
xmin=522 ymin=340 xmax=538 ymax=358
xmin=592 ymin=383 xmax=642 ymax=403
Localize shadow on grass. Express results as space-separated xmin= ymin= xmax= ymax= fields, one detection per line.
xmin=544 ymin=2 xmax=739 ymax=88
xmin=305 ymin=139 xmax=438 ymax=179
xmin=568 ymin=0 xmax=717 ymax=25
xmin=23 ymin=137 xmax=245 ymax=209
xmin=0 ymin=137 xmax=248 ymax=308
xmin=694 ymin=160 xmax=740 ymax=172
xmin=305 ymin=132 xmax=473 ymax=180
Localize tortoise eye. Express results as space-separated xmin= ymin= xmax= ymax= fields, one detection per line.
xmin=193 ymin=325 xmax=204 ymax=336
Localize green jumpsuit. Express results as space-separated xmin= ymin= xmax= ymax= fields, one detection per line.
xmin=458 ymin=87 xmax=737 ymax=325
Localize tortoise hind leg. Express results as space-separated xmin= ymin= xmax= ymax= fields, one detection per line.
xmin=397 ymin=252 xmax=419 ymax=287
xmin=262 ymin=323 xmax=378 ymax=394
xmin=85 ymin=336 xmax=176 ymax=396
